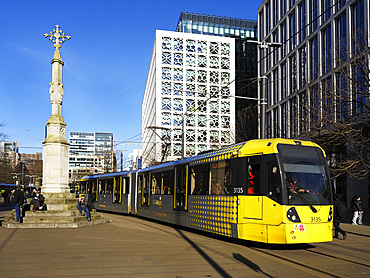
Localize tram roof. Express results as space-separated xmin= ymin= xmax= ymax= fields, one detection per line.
xmin=81 ymin=171 xmax=131 ymax=180
xmin=0 ymin=183 xmax=18 ymax=187
xmin=80 ymin=138 xmax=321 ymax=180
xmin=139 ymin=138 xmax=321 ymax=172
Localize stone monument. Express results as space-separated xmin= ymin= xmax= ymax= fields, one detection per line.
xmin=42 ymin=25 xmax=70 ymax=194
xmin=3 ymin=25 xmax=110 ymax=228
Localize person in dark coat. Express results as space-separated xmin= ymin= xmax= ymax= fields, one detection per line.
xmin=10 ymin=188 xmax=24 ymax=223
xmin=351 ymin=195 xmax=364 ymax=225
xmin=333 ymin=194 xmax=347 ymax=240
xmin=30 ymin=189 xmax=45 ymax=212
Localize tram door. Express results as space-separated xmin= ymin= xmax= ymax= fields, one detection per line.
xmin=174 ymin=165 xmax=187 ymax=210
xmin=240 ymin=157 xmax=263 ymax=220
xmin=142 ymin=172 xmax=150 ymax=206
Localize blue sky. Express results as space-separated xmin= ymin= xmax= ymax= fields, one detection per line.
xmin=0 ymin=0 xmax=260 ymax=155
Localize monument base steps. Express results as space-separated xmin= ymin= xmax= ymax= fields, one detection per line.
xmin=2 ymin=193 xmax=111 ymax=228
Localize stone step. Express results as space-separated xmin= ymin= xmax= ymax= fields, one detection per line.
xmin=9 ymin=209 xmax=98 ymax=220
xmin=42 ymin=193 xmax=76 ymax=199
xmin=2 ymin=218 xmax=112 ymax=228
xmin=22 ymin=214 xmax=102 ymax=224
xmin=30 ymin=198 xmax=77 ymax=205
xmin=25 ymin=210 xmax=85 ymax=217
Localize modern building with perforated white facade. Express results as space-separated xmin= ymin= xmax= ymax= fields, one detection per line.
xmin=142 ymin=30 xmax=236 ymax=167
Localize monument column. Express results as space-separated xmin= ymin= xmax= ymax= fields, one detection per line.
xmin=42 ymin=25 xmax=71 ymax=194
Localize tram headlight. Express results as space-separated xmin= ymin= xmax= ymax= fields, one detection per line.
xmin=287 ymin=207 xmax=301 ymax=223
xmin=328 ymin=207 xmax=333 ymax=221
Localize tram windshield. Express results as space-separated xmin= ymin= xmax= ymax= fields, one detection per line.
xmin=278 ymin=144 xmax=332 ymax=205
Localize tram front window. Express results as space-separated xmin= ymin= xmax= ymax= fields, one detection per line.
xmin=278 ymin=144 xmax=331 ymax=205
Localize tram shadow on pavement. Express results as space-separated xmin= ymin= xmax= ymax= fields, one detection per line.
xmin=131 ymin=213 xmax=316 ymax=251
xmin=212 ymin=232 xmax=315 ymax=251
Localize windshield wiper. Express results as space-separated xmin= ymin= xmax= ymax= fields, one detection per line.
xmin=286 ymin=172 xmax=317 ymax=213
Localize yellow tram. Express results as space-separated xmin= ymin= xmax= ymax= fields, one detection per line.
xmin=81 ymin=138 xmax=333 ymax=244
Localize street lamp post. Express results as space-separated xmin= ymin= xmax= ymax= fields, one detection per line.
xmin=247 ymin=40 xmax=282 ymax=139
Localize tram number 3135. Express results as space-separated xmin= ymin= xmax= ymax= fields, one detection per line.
xmin=234 ymin=187 xmax=244 ymax=194
xmin=311 ymin=216 xmax=322 ymax=222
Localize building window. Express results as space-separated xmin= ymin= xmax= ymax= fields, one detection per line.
xmin=280 ymin=21 xmax=287 ymax=57
xmin=281 ymin=0 xmax=287 ymax=19
xmin=299 ymin=91 xmax=308 ymax=133
xmin=266 ymin=1 xmax=271 ymax=34
xmin=290 ymin=97 xmax=298 ymax=138
xmin=290 ymin=55 xmax=297 ymax=94
xmin=299 ymin=0 xmax=307 ymax=42
xmin=352 ymin=0 xmax=365 ymax=55
xmin=323 ymin=76 xmax=334 ymax=122
xmin=336 ymin=71 xmax=349 ymax=120
xmin=273 ymin=108 xmax=279 ymax=137
xmin=311 ymin=0 xmax=319 ymax=32
xmin=272 ymin=69 xmax=278 ymax=107
xmin=281 ymin=102 xmax=287 ymax=137
xmin=322 ymin=25 xmax=332 ymax=73
xmin=336 ymin=13 xmax=347 ymax=62
xmin=289 ymin=12 xmax=296 ymax=51
xmin=309 ymin=85 xmax=320 ymax=128
xmin=299 ymin=46 xmax=307 ymax=88
xmin=281 ymin=62 xmax=287 ymax=99
xmin=310 ymin=36 xmax=319 ymax=81
xmin=267 ymin=112 xmax=272 ymax=138
xmin=323 ymin=0 xmax=332 ymax=22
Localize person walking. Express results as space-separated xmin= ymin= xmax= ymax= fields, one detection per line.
xmin=351 ymin=195 xmax=364 ymax=225
xmin=333 ymin=194 xmax=347 ymax=240
xmin=10 ymin=188 xmax=24 ymax=223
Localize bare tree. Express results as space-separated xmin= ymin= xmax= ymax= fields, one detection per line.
xmin=0 ymin=120 xmax=13 ymax=183
xmin=235 ymin=105 xmax=258 ymax=143
xmin=299 ymin=31 xmax=370 ymax=180
xmin=0 ymin=152 xmax=14 ymax=184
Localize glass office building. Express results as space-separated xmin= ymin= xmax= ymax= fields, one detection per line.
xmin=176 ymin=12 xmax=259 ymax=141
xmin=69 ymin=132 xmax=114 ymax=179
xmin=176 ymin=12 xmax=257 ymax=38
xmin=258 ymin=0 xmax=369 ymax=207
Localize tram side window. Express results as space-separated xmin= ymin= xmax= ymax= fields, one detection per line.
xmin=210 ymin=161 xmax=231 ymax=195
xmin=98 ymin=181 xmax=102 ymax=194
xmin=162 ymin=170 xmax=174 ymax=195
xmin=137 ymin=176 xmax=142 ymax=194
xmin=190 ymin=164 xmax=209 ymax=195
xmin=114 ymin=178 xmax=120 ymax=202
xmin=152 ymin=173 xmax=161 ymax=194
xmin=142 ymin=173 xmax=150 ymax=206
xmin=106 ymin=180 xmax=113 ymax=194
xmin=247 ymin=164 xmax=260 ymax=194
xmin=123 ymin=177 xmax=130 ymax=194
xmin=267 ymin=163 xmax=282 ymax=203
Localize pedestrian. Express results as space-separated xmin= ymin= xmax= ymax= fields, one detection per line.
xmin=30 ymin=189 xmax=45 ymax=212
xmin=24 ymin=189 xmax=31 ymax=203
xmin=351 ymin=195 xmax=364 ymax=225
xmin=10 ymin=188 xmax=24 ymax=223
xmin=77 ymin=195 xmax=91 ymax=221
xmin=333 ymin=194 xmax=347 ymax=240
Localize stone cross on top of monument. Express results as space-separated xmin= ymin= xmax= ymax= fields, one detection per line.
xmin=44 ymin=25 xmax=70 ymax=117
xmin=44 ymin=25 xmax=71 ymax=49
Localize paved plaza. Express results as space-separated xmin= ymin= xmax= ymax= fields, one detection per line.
xmin=1 ymin=210 xmax=369 ymax=278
